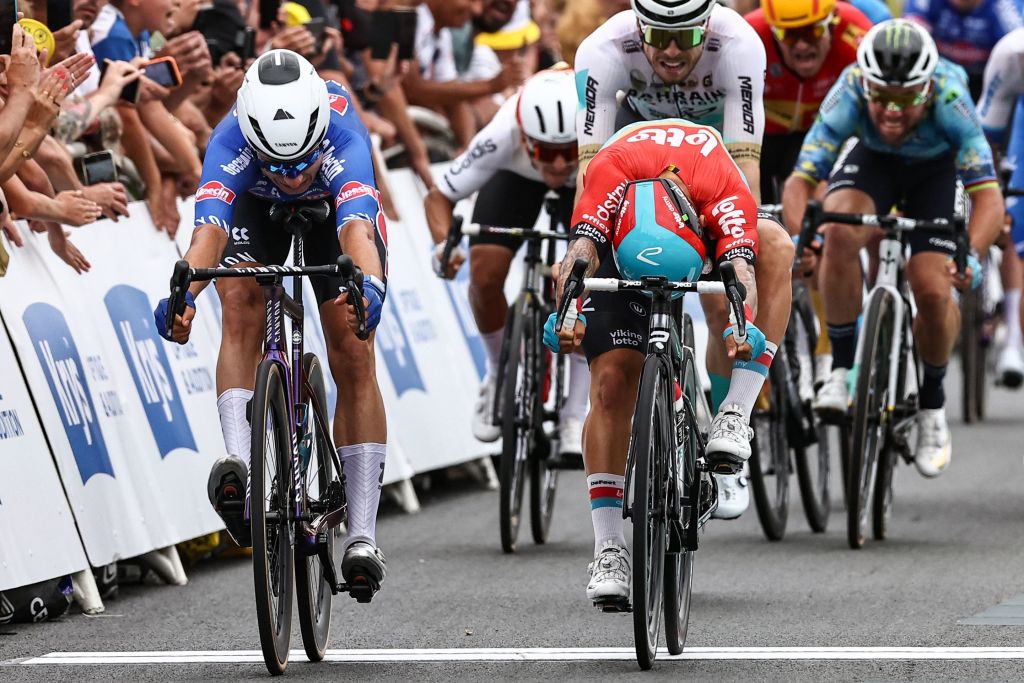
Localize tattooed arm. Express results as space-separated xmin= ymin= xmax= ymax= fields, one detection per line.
xmin=730 ymin=257 xmax=758 ymax=319
xmin=555 ymin=237 xmax=601 ymax=307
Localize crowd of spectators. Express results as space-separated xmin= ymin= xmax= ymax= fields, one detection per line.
xmin=0 ymin=0 xmax=1019 ymax=276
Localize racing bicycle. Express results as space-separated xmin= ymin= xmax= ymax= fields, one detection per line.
xmin=555 ymin=259 xmax=747 ymax=670
xmin=165 ymin=201 xmax=371 ymax=675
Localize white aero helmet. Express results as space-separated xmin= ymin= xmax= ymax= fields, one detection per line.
xmin=856 ymin=19 xmax=939 ymax=89
xmin=631 ymin=0 xmax=717 ymax=28
xmin=516 ymin=67 xmax=577 ymax=145
xmin=236 ymin=49 xmax=330 ymax=163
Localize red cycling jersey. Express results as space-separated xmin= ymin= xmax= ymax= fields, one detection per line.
xmin=572 ymin=120 xmax=759 ymax=264
xmin=746 ymin=3 xmax=871 ymax=135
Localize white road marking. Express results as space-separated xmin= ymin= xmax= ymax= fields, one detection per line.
xmin=19 ymin=647 xmax=1024 ymax=665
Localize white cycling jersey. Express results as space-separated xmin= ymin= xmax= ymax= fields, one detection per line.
xmin=977 ymin=27 xmax=1024 ymax=140
xmin=573 ymin=6 xmax=766 ymax=166
xmin=437 ymin=93 xmax=575 ymax=202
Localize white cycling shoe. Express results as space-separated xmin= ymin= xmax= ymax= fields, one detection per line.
xmin=996 ymin=343 xmax=1024 ymax=389
xmin=586 ymin=541 xmax=631 ymax=610
xmin=472 ymin=377 xmax=501 ymax=443
xmin=914 ymin=408 xmax=951 ymax=478
xmin=813 ymin=368 xmax=849 ymax=420
xmin=558 ymin=416 xmax=584 ymax=456
xmin=705 ymin=404 xmax=752 ymax=472
xmin=712 ymin=471 xmax=750 ymax=520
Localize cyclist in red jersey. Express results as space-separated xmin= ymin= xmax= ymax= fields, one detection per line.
xmin=547 ymin=119 xmax=793 ymax=607
xmin=747 ymin=0 xmax=872 ymax=201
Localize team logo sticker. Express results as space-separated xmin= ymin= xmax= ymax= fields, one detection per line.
xmin=328 ymin=93 xmax=349 ymax=117
xmin=196 ymin=181 xmax=236 ymax=205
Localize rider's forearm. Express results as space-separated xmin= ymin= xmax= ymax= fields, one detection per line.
xmin=967 ymin=185 xmax=1006 ymax=255
xmin=737 ymin=159 xmax=762 ymax=206
xmin=182 ymin=224 xmax=228 ymax=297
xmin=340 ymin=219 xmax=384 ymax=281
xmin=556 ymin=237 xmax=600 ymax=306
xmin=731 ymin=257 xmax=759 ymax=320
xmin=781 ymin=172 xmax=814 ymax=236
xmin=424 ymin=187 xmax=455 ymax=244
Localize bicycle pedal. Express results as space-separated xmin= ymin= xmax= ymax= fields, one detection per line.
xmin=594 ymin=597 xmax=631 ymax=613
xmin=341 ymin=576 xmax=379 ymax=604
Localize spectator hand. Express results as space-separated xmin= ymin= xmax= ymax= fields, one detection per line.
xmin=54 ymin=190 xmax=103 ymax=226
xmin=98 ymin=60 xmax=142 ymax=100
xmin=158 ymin=31 xmax=213 ymax=83
xmin=489 ymin=55 xmax=527 ymax=94
xmin=80 ymin=182 xmax=129 ymax=222
xmin=138 ymin=76 xmax=171 ymax=103
xmin=46 ymin=53 xmax=95 ymax=91
xmin=46 ymin=223 xmax=91 ymax=273
xmin=1 ymin=212 xmax=22 ymax=247
xmin=28 ymin=70 xmax=73 ymax=128
xmin=5 ymin=24 xmax=41 ymax=92
xmin=270 ymin=25 xmax=317 ymax=59
xmin=50 ymin=20 xmax=83 ymax=64
xmin=310 ymin=26 xmax=342 ymax=67
xmin=209 ymin=53 xmax=245 ymax=108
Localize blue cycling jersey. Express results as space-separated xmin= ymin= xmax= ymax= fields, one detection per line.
xmin=794 ymin=59 xmax=998 ymax=192
xmin=904 ymin=0 xmax=1023 ymax=76
xmin=195 ymin=80 xmax=386 ymax=243
xmin=846 ymin=0 xmax=892 ymax=24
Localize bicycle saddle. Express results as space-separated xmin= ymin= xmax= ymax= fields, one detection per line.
xmin=269 ymin=199 xmax=331 ymax=236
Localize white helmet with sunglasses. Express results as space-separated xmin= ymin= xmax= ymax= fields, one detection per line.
xmin=631 ymin=0 xmax=717 ymax=28
xmin=517 ymin=67 xmax=578 ymax=147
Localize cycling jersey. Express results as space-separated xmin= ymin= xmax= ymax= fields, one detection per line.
xmin=904 ymin=0 xmax=1023 ymax=77
xmin=195 ymin=80 xmax=386 ymax=247
xmin=572 ymin=119 xmax=759 ymax=265
xmin=846 ymin=0 xmax=892 ymax=23
xmin=436 ymin=93 xmax=575 ymax=203
xmin=747 ymin=2 xmax=871 ymax=135
xmin=573 ymin=7 xmax=766 ymax=166
xmin=977 ymin=27 xmax=1024 ymax=143
xmin=794 ymin=59 xmax=998 ymax=193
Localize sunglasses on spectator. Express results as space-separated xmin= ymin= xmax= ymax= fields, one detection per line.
xmin=638 ymin=22 xmax=706 ymax=50
xmin=257 ymin=148 xmax=323 ymax=179
xmin=525 ymin=139 xmax=578 ymax=165
xmin=770 ymin=15 xmax=834 ymax=45
xmin=863 ymin=79 xmax=932 ymax=110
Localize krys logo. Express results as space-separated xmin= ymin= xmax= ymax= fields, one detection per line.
xmin=105 ymin=285 xmax=197 ymax=457
xmin=23 ymin=303 xmax=114 ymax=484
xmin=375 ymin=306 xmax=426 ymax=397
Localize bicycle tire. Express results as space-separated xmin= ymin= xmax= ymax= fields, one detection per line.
xmin=295 ymin=353 xmax=335 ymax=662
xmin=530 ymin=350 xmax=561 ymax=545
xmin=960 ymin=288 xmax=982 ymax=423
xmin=749 ymin=355 xmax=790 ymax=541
xmin=630 ymin=356 xmax=670 ymax=670
xmin=664 ymin=316 xmax=697 ymax=656
xmin=499 ymin=298 xmax=534 ymax=554
xmin=251 ymin=360 xmax=295 ymax=675
xmin=847 ymin=290 xmax=894 ymax=550
xmin=872 ymin=432 xmax=897 ymax=541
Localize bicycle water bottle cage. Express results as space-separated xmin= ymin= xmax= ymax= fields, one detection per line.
xmin=269 ymin=199 xmax=331 ymax=236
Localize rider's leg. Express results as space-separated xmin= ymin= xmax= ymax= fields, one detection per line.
xmin=997 ymin=244 xmax=1024 ymax=385
xmin=468 ymin=244 xmax=515 ymax=364
xmin=907 ymin=252 xmax=960 ymax=409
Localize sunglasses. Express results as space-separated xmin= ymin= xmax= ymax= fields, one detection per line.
xmin=863 ymin=79 xmax=932 ymax=109
xmin=770 ymin=15 xmax=833 ymax=45
xmin=525 ymin=139 xmax=578 ymax=165
xmin=638 ymin=22 xmax=706 ymax=50
xmin=257 ymin=147 xmax=323 ymax=179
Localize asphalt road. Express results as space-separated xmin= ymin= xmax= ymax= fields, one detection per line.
xmin=2 ymin=367 xmax=1024 ymax=681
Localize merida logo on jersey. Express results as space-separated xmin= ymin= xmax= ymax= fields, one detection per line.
xmin=220 ymin=148 xmax=254 ymax=176
xmin=583 ymin=75 xmax=598 ymax=136
xmin=739 ymin=76 xmax=755 ymax=135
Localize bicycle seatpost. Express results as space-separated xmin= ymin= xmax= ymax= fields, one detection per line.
xmin=337 ymin=255 xmax=369 ymax=341
xmin=166 ymin=259 xmax=192 ymax=337
xmin=556 ymin=258 xmax=588 ymax=333
xmin=719 ymin=261 xmax=747 ymax=345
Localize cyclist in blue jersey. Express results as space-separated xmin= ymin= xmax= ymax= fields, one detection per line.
xmin=783 ymin=19 xmax=1005 ymax=477
xmin=153 ymin=50 xmax=389 ymax=596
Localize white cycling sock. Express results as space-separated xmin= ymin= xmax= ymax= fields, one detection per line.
xmin=481 ymin=327 xmax=505 ymax=379
xmin=561 ymin=353 xmax=591 ymax=421
xmin=218 ymin=388 xmax=253 ymax=468
xmin=339 ymin=443 xmax=387 ymax=551
xmin=720 ymin=342 xmax=778 ymax=421
xmin=1005 ymin=289 xmax=1022 ymax=350
xmin=588 ymin=473 xmax=626 ymax=555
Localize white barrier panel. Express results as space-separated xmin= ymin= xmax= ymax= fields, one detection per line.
xmin=0 ymin=314 xmax=88 ymax=591
xmin=0 ymin=206 xmax=223 ymax=567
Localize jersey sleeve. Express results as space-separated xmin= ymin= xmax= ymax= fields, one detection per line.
xmin=993 ymin=0 xmax=1024 ymax=35
xmin=793 ymin=67 xmax=862 ymax=182
xmin=437 ymin=99 xmax=519 ymax=201
xmin=719 ymin=22 xmax=767 ymax=167
xmin=193 ymin=118 xmax=259 ymax=233
xmin=574 ymin=33 xmax=631 ymax=165
xmin=692 ymin=141 xmax=760 ymax=264
xmin=569 ymin=149 xmax=628 ymax=259
xmin=977 ymin=30 xmax=1024 ymax=143
xmin=936 ymin=85 xmax=999 ymax=192
xmin=903 ymin=0 xmax=934 ymax=28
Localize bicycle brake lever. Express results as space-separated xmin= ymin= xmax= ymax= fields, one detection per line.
xmin=337 ymin=255 xmax=369 ymax=341
xmin=557 ymin=258 xmax=588 ymax=333
xmin=166 ymin=259 xmax=191 ymax=337
xmin=438 ymin=215 xmax=463 ymax=278
xmin=718 ymin=261 xmax=747 ymax=344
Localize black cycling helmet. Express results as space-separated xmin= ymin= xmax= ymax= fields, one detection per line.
xmin=856 ymin=19 xmax=939 ymax=88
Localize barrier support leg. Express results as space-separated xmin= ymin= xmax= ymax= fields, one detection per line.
xmin=383 ymin=478 xmax=420 ymax=514
xmin=71 ymin=568 xmax=105 ymax=615
xmin=138 ymin=545 xmax=189 ymax=586
xmin=464 ymin=455 xmax=499 ymax=490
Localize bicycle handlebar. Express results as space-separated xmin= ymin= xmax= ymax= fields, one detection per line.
xmin=437 ymin=215 xmax=464 ymax=278
xmin=460 ymin=224 xmax=575 ymax=241
xmin=337 ymin=255 xmax=369 ymax=341
xmin=554 ymin=258 xmax=588 ymax=334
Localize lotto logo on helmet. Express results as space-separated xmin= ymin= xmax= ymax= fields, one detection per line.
xmin=196 ymin=181 xmax=236 ymax=204
xmin=328 ymin=93 xmax=349 ymax=117
xmin=334 ymin=181 xmax=380 ymax=210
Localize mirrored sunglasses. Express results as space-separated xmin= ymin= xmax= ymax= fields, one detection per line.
xmin=638 ymin=22 xmax=706 ymax=50
xmin=863 ymin=79 xmax=931 ymax=110
xmin=770 ymin=16 xmax=833 ymax=45
xmin=257 ymin=147 xmax=323 ymax=179
xmin=526 ymin=140 xmax=578 ymax=165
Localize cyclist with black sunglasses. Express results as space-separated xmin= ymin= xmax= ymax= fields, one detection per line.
xmin=154 ymin=49 xmax=391 ymax=597
xmin=782 ymin=19 xmax=1005 ymax=477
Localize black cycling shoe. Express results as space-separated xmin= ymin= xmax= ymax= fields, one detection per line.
xmin=341 ymin=541 xmax=386 ymax=603
xmin=207 ymin=456 xmax=252 ymax=548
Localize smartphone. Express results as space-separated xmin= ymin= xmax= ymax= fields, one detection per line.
xmin=81 ymin=150 xmax=117 ymax=185
xmin=395 ymin=8 xmax=417 ymax=62
xmin=100 ymin=59 xmax=142 ymax=104
xmin=240 ymin=26 xmax=255 ymax=61
xmin=0 ymin=0 xmax=18 ymax=55
xmin=258 ymin=0 xmax=279 ymax=30
xmin=45 ymin=0 xmax=72 ymax=31
xmin=305 ymin=16 xmax=326 ymax=42
xmin=368 ymin=10 xmax=396 ymax=60
xmin=142 ymin=56 xmax=182 ymax=89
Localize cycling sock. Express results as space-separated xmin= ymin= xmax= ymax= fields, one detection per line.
xmin=827 ymin=322 xmax=858 ymax=369
xmin=721 ymin=342 xmax=778 ymax=421
xmin=1005 ymin=289 xmax=1022 ymax=350
xmin=810 ymin=288 xmax=832 ymax=356
xmin=919 ymin=363 xmax=947 ymax=410
xmin=562 ymin=353 xmax=591 ymax=420
xmin=587 ymin=473 xmax=626 ymax=554
xmin=481 ymin=327 xmax=505 ymax=379
xmin=709 ymin=373 xmax=730 ymax=414
xmin=339 ymin=443 xmax=387 ymax=550
xmin=217 ymin=388 xmax=253 ymax=468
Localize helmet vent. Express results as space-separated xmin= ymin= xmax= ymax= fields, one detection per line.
xmin=274 ymin=109 xmax=295 ymax=120
xmin=258 ymin=51 xmax=301 ymax=85
xmin=532 ymin=106 xmax=547 ymax=134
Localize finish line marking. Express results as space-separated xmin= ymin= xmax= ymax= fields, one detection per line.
xmin=19 ymin=647 xmax=1024 ymax=665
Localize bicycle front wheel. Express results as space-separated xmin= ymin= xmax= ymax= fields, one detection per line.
xmin=847 ymin=290 xmax=895 ymax=549
xmin=295 ymin=353 xmax=335 ymax=662
xmin=499 ymin=299 xmax=536 ymax=553
xmin=749 ymin=356 xmax=791 ymax=541
xmin=251 ymin=360 xmax=295 ymax=675
xmin=629 ymin=356 xmax=671 ymax=670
